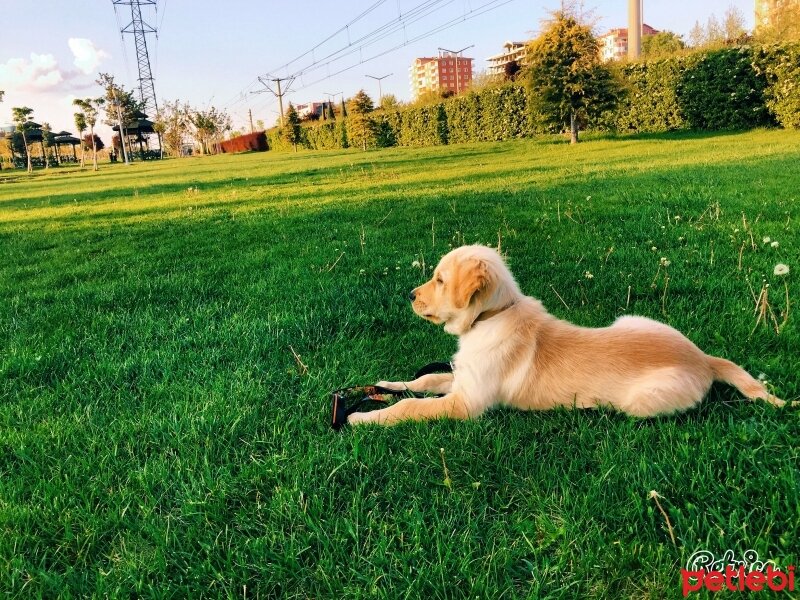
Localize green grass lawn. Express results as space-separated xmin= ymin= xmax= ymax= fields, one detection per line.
xmin=1 ymin=130 xmax=798 ymax=598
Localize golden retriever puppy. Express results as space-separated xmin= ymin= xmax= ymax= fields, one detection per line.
xmin=348 ymin=244 xmax=789 ymax=426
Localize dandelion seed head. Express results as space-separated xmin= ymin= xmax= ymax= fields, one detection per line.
xmin=774 ymin=263 xmax=790 ymax=276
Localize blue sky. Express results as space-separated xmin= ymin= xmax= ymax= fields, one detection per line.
xmin=0 ymin=0 xmax=755 ymax=139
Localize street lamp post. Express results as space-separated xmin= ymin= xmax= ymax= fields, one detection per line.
xmin=438 ymin=45 xmax=474 ymax=94
xmin=365 ymin=74 xmax=392 ymax=106
xmin=324 ymin=91 xmax=342 ymax=118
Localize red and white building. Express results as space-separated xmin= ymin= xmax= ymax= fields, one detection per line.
xmin=599 ymin=24 xmax=659 ymax=61
xmin=410 ymin=50 xmax=474 ymax=98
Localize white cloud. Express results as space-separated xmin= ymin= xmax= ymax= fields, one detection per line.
xmin=0 ymin=53 xmax=64 ymax=92
xmin=68 ymin=38 xmax=110 ymax=75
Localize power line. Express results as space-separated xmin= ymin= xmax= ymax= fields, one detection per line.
xmin=293 ymin=0 xmax=518 ymax=92
xmin=228 ymin=0 xmax=518 ymax=119
xmin=253 ymin=76 xmax=296 ymax=127
xmin=283 ymin=0 xmax=455 ymax=81
xmin=268 ymin=0 xmax=392 ymax=77
xmin=225 ymin=0 xmax=450 ymax=112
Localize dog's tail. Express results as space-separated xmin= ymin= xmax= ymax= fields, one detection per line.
xmin=708 ymin=356 xmax=794 ymax=408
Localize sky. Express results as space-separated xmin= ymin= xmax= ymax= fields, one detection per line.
xmin=0 ymin=0 xmax=756 ymax=141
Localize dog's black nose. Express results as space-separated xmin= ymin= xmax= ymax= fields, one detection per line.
xmin=409 ymin=290 xmax=416 ymax=302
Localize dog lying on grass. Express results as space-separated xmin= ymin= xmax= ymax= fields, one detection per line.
xmin=349 ymin=245 xmax=790 ymax=426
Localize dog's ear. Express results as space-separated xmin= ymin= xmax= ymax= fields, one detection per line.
xmin=453 ymin=258 xmax=489 ymax=309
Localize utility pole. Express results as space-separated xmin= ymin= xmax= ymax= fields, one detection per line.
xmin=438 ymin=45 xmax=474 ymax=94
xmin=248 ymin=108 xmax=254 ymax=133
xmin=365 ymin=74 xmax=392 ymax=106
xmin=628 ymin=0 xmax=642 ymax=60
xmin=324 ymin=91 xmax=342 ymax=118
xmin=255 ymin=76 xmax=295 ymax=128
xmin=111 ymin=0 xmax=158 ymax=115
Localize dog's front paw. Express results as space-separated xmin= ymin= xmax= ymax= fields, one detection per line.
xmin=376 ymin=380 xmax=406 ymax=391
xmin=347 ymin=411 xmax=372 ymax=426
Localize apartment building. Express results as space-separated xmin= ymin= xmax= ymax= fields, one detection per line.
xmin=410 ymin=50 xmax=474 ymax=98
xmin=599 ymin=23 xmax=659 ymax=61
xmin=486 ymin=41 xmax=529 ymax=77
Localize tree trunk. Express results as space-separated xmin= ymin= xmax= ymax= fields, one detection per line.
xmin=90 ymin=126 xmax=98 ymax=171
xmin=570 ymin=111 xmax=578 ymax=144
xmin=80 ymin=133 xmax=86 ymax=168
xmin=23 ymin=131 xmax=32 ymax=172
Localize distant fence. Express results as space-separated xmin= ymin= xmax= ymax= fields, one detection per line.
xmin=215 ymin=131 xmax=269 ymax=154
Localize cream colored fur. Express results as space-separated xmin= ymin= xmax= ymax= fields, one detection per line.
xmin=348 ymin=245 xmax=789 ymax=426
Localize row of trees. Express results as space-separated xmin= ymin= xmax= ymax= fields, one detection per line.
xmin=154 ymin=102 xmax=232 ymax=156
xmin=271 ymin=5 xmax=800 ymax=151
xmin=276 ymin=11 xmax=615 ymax=146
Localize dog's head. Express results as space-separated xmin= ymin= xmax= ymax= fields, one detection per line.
xmin=409 ymin=245 xmax=521 ymax=335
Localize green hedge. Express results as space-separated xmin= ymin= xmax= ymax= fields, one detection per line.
xmin=265 ymin=43 xmax=800 ymax=152
xmin=754 ymin=42 xmax=800 ymax=129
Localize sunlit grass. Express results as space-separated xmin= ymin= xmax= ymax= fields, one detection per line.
xmin=1 ymin=129 xmax=799 ymax=598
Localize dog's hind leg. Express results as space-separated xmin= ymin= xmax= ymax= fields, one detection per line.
xmin=615 ymin=368 xmax=709 ymax=417
xmin=377 ymin=373 xmax=454 ymax=395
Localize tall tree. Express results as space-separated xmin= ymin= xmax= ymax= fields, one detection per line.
xmin=722 ymin=6 xmax=747 ymax=42
xmin=155 ymin=99 xmax=190 ymax=157
xmin=688 ymin=20 xmax=705 ymax=47
xmin=12 ymin=106 xmax=35 ymax=172
xmin=704 ymin=14 xmax=726 ymax=47
xmin=96 ymin=73 xmax=141 ymax=160
xmin=188 ymin=106 xmax=231 ymax=154
xmin=73 ymin=112 xmax=87 ymax=168
xmin=347 ymin=90 xmax=375 ymax=151
xmin=340 ymin=97 xmax=348 ymax=119
xmin=755 ymin=0 xmax=800 ymax=42
xmin=282 ymin=103 xmax=302 ymax=152
xmin=642 ymin=31 xmax=687 ymax=59
xmin=73 ymin=98 xmax=103 ymax=171
xmin=524 ymin=11 xmax=621 ymax=144
xmin=379 ymin=93 xmax=400 ymax=111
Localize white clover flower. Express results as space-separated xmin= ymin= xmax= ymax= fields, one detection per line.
xmin=660 ymin=257 xmax=671 ymax=267
xmin=774 ymin=263 xmax=790 ymax=276
xmin=584 ymin=271 xmax=594 ymax=279
xmin=412 ymin=260 xmax=421 ymax=268
xmin=651 ymin=246 xmax=658 ymax=251
xmin=771 ymin=241 xmax=779 ymax=248
xmin=763 ymin=236 xmax=771 ymax=244
xmin=359 ymin=269 xmax=365 ymax=274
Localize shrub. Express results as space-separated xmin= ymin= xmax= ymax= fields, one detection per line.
xmin=754 ymin=42 xmax=800 ymax=129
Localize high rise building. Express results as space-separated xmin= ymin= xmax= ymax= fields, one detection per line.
xmin=599 ymin=24 xmax=659 ymax=62
xmin=486 ymin=41 xmax=529 ymax=77
xmin=410 ymin=51 xmax=474 ymax=98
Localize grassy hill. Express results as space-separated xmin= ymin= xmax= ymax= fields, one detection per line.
xmin=1 ymin=130 xmax=798 ymax=598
